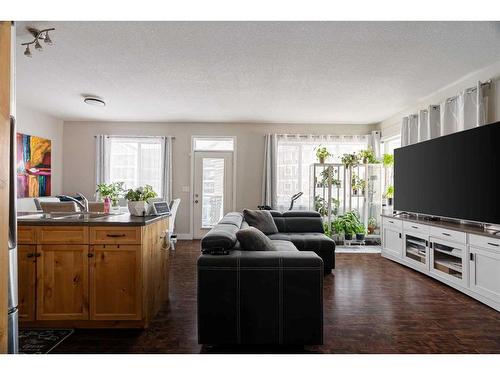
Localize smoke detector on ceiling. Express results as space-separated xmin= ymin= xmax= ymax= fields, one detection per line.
xmin=83 ymin=97 xmax=106 ymax=107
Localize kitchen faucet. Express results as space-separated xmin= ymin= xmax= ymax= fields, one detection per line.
xmin=58 ymin=192 xmax=89 ymax=213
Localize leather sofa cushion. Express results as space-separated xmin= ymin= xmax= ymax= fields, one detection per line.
xmin=218 ymin=212 xmax=244 ymax=227
xmin=272 ymin=216 xmax=324 ymax=233
xmin=267 ymin=232 xmax=335 ymax=251
xmin=236 ymin=227 xmax=276 ymax=251
xmin=243 ymin=209 xmax=279 ymax=234
xmin=201 ymin=223 xmax=239 ymax=250
xmin=282 ymin=211 xmax=321 ymax=217
xmin=272 ymin=240 xmax=299 ymax=252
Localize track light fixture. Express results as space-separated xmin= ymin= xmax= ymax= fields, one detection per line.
xmin=21 ymin=27 xmax=55 ymax=57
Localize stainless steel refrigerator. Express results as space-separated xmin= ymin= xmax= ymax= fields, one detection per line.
xmin=8 ymin=21 xmax=18 ymax=354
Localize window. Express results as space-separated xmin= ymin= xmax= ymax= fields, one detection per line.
xmin=194 ymin=137 xmax=234 ymax=151
xmin=107 ymin=137 xmax=165 ymax=197
xmin=276 ymin=135 xmax=368 ymax=210
xmin=383 ymin=135 xmax=401 ymax=155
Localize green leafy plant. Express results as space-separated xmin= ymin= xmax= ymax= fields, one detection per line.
xmin=332 ymin=210 xmax=362 ymax=237
xmin=95 ymin=182 xmax=125 ymax=205
xmin=314 ymin=195 xmax=339 ymax=217
xmin=320 ymin=166 xmax=341 ymax=187
xmin=351 ymin=173 xmax=367 ymax=195
xmin=341 ymin=152 xmax=360 ymax=169
xmin=384 ymin=185 xmax=394 ymax=199
xmin=355 ymin=222 xmax=366 ymax=235
xmin=315 ymin=145 xmax=332 ymax=163
xmin=125 ymin=185 xmax=158 ymax=202
xmin=359 ymin=148 xmax=379 ymax=164
xmin=368 ymin=216 xmax=377 ymax=234
xmin=382 ymin=153 xmax=394 ymax=168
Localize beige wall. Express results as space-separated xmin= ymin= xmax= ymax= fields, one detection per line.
xmin=378 ymin=59 xmax=500 ymax=139
xmin=16 ymin=105 xmax=64 ymax=211
xmin=62 ymin=121 xmax=376 ymax=236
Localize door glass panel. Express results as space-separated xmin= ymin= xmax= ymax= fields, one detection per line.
xmin=405 ymin=234 xmax=427 ymax=264
xmin=202 ymin=158 xmax=225 ymax=228
xmin=432 ymin=242 xmax=463 ymax=280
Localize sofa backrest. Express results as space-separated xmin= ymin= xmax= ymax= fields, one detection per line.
xmin=270 ymin=210 xmax=324 ymax=233
xmin=201 ymin=212 xmax=243 ymax=250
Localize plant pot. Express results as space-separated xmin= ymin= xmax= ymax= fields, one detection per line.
xmin=352 ymin=189 xmax=358 ymax=195
xmin=318 ymin=157 xmax=325 ymax=164
xmin=128 ymin=201 xmax=148 ymax=216
xmin=344 ymin=233 xmax=353 ymax=241
xmin=356 ymin=233 xmax=365 ymax=241
xmin=368 ymin=226 xmax=375 ymax=235
xmin=388 ymin=198 xmax=393 ymax=206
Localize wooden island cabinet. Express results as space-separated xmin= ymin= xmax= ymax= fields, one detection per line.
xmin=17 ymin=216 xmax=170 ymax=328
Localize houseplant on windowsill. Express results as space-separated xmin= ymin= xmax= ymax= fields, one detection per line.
xmin=125 ymin=185 xmax=158 ymax=216
xmin=96 ymin=182 xmax=125 ymax=212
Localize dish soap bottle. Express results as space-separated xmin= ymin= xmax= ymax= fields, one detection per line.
xmin=104 ymin=197 xmax=111 ymax=214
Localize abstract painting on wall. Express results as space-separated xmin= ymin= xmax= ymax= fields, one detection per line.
xmin=16 ymin=133 xmax=52 ymax=198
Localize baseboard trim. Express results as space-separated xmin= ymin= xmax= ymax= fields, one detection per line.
xmin=177 ymin=233 xmax=194 ymax=240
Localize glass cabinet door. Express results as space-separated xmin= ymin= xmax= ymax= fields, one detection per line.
xmin=404 ymin=233 xmax=428 ymax=268
xmin=430 ymin=238 xmax=465 ymax=285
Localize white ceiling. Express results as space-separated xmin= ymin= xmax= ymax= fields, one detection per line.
xmin=15 ymin=21 xmax=500 ymax=124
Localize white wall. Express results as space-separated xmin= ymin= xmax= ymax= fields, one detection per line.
xmin=378 ymin=60 xmax=500 ymax=139
xmin=16 ymin=105 xmax=64 ymax=211
xmin=62 ymin=122 xmax=376 ymax=236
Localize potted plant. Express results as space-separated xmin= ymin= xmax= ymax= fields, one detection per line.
xmin=382 ymin=153 xmax=394 ymax=168
xmin=359 ymin=148 xmax=379 ymax=164
xmin=355 ymin=223 xmax=366 ymax=241
xmin=384 ymin=185 xmax=394 ymax=206
xmin=96 ymin=182 xmax=125 ymax=211
xmin=341 ymin=152 xmax=360 ymax=169
xmin=315 ymin=145 xmax=332 ymax=164
xmin=125 ymin=185 xmax=158 ymax=216
xmin=367 ymin=217 xmax=377 ymax=234
xmin=320 ymin=167 xmax=341 ymax=187
xmin=332 ymin=210 xmax=360 ymax=241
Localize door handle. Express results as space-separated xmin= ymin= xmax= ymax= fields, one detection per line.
xmin=106 ymin=234 xmax=126 ymax=238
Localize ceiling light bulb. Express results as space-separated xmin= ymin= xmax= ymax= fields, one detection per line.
xmin=24 ymin=45 xmax=32 ymax=57
xmin=44 ymin=31 xmax=52 ymax=45
xmin=34 ymin=39 xmax=43 ymax=50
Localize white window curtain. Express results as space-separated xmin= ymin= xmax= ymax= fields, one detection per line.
xmin=408 ymin=114 xmax=419 ymax=145
xmin=263 ymin=134 xmax=369 ymax=211
xmin=478 ymin=81 xmax=490 ymax=126
xmin=429 ymin=105 xmax=441 ymax=139
xmin=418 ymin=109 xmax=429 ymax=142
xmin=95 ymin=135 xmax=173 ymax=201
xmin=441 ymin=96 xmax=459 ymax=136
xmin=401 ymin=117 xmax=409 ymax=147
xmin=261 ymin=134 xmax=277 ymax=207
xmin=369 ymin=131 xmax=381 ymax=158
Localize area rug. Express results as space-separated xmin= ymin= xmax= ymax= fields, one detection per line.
xmin=335 ymin=245 xmax=381 ymax=253
xmin=19 ymin=329 xmax=74 ymax=354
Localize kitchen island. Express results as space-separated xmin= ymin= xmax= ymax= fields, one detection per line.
xmin=17 ymin=212 xmax=171 ymax=328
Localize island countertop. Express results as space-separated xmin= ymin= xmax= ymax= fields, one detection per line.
xmin=17 ymin=212 xmax=171 ymax=227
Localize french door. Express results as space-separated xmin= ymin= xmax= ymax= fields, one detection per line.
xmin=193 ymin=151 xmax=234 ymax=239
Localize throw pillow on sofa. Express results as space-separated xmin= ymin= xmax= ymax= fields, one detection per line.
xmin=243 ymin=209 xmax=279 ymax=234
xmin=236 ymin=227 xmax=277 ymax=251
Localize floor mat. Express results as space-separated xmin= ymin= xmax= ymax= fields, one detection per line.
xmin=19 ymin=329 xmax=74 ymax=354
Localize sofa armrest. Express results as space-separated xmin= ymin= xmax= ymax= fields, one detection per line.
xmin=197 ymin=250 xmax=323 ymax=345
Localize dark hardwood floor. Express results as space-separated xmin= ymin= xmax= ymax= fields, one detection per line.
xmin=53 ymin=240 xmax=500 ymax=354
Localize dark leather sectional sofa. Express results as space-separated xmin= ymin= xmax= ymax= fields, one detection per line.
xmin=197 ymin=210 xmax=335 ymax=345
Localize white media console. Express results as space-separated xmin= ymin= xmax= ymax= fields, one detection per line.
xmin=381 ymin=213 xmax=500 ymax=312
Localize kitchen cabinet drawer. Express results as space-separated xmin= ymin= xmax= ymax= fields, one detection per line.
xmin=383 ymin=217 xmax=402 ymax=232
xmin=90 ymin=227 xmax=142 ymax=244
xmin=18 ymin=226 xmax=36 ymax=244
xmin=469 ymin=234 xmax=500 ymax=253
xmin=37 ymin=226 xmax=89 ymax=244
xmin=430 ymin=226 xmax=466 ymax=244
xmin=403 ymin=221 xmax=430 ymax=236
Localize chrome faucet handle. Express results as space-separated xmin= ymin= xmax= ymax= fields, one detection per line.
xmin=76 ymin=192 xmax=89 ymax=212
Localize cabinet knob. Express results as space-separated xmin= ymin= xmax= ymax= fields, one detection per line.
xmin=35 ymin=253 xmax=41 ymax=257
xmin=88 ymin=253 xmax=94 ymax=258
xmin=27 ymin=253 xmax=34 ymax=258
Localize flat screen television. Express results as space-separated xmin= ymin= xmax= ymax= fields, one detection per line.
xmin=394 ymin=121 xmax=500 ymax=225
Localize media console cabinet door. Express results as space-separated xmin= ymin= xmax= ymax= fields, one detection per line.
xmin=36 ymin=245 xmax=89 ymax=320
xmin=382 ymin=227 xmax=402 ymax=258
xmin=90 ymin=245 xmax=142 ymax=320
xmin=469 ymin=246 xmax=500 ymax=303
xmin=18 ymin=245 xmax=36 ymax=321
